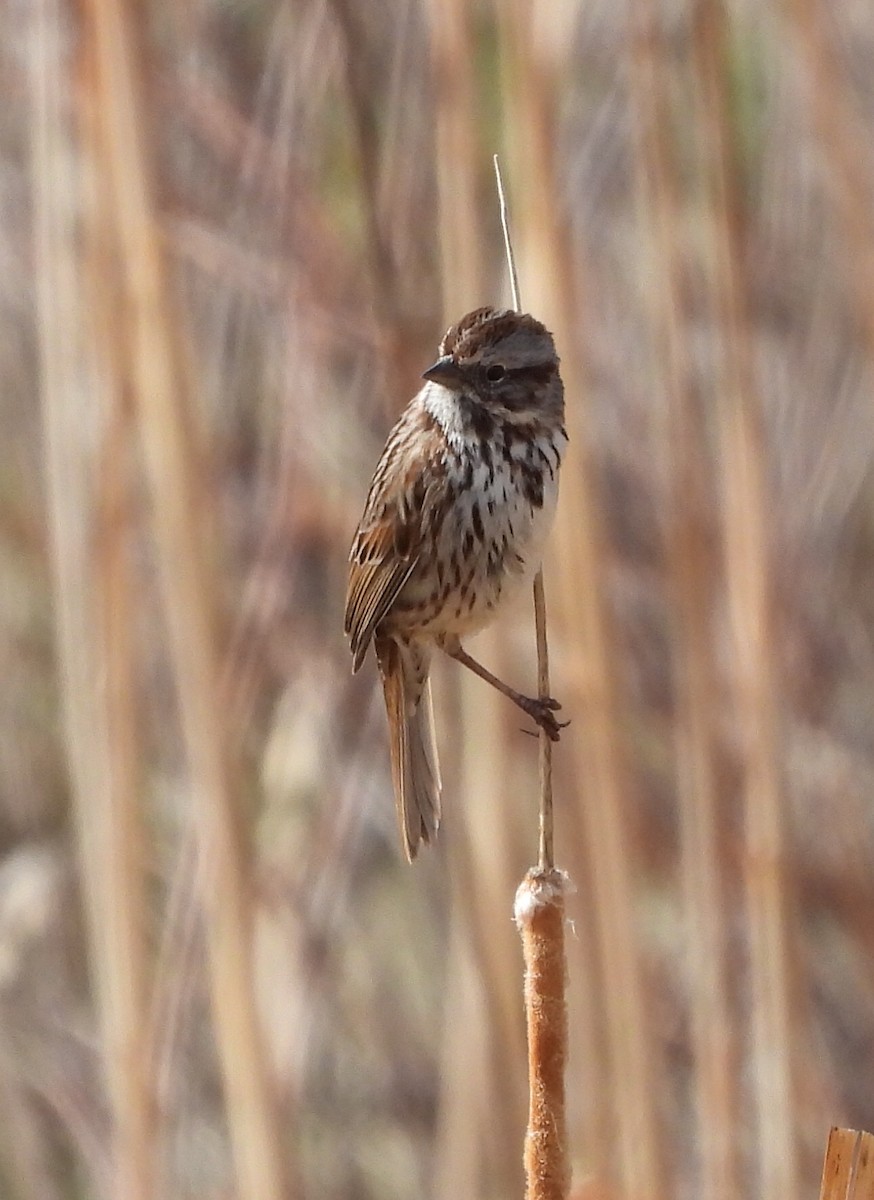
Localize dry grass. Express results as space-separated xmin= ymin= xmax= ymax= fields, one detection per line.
xmin=5 ymin=0 xmax=874 ymax=1197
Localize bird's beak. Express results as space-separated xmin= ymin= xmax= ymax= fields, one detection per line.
xmin=422 ymin=356 xmax=465 ymax=388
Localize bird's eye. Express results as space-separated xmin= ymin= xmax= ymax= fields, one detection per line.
xmin=485 ymin=364 xmax=506 ymax=383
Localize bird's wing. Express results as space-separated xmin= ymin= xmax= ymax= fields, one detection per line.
xmin=345 ymin=515 xmax=419 ymax=671
xmin=344 ymin=406 xmax=437 ymax=670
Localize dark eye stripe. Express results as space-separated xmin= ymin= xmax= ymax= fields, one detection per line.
xmin=507 ymin=361 xmax=557 ymax=387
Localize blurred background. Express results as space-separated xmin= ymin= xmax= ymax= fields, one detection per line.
xmin=5 ymin=0 xmax=874 ymax=1197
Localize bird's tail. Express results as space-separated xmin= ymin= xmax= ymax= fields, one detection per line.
xmin=376 ymin=637 xmax=442 ymax=861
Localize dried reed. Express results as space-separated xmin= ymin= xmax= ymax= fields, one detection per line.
xmin=496 ymin=3 xmax=664 ymax=1196
xmin=428 ymin=5 xmax=528 ymax=1189
xmin=15 ymin=0 xmax=874 ymax=1197
xmin=32 ymin=1 xmax=154 ymax=1196
xmin=76 ymin=1 xmax=290 ymax=1198
xmin=80 ymin=47 xmax=155 ymax=1200
xmin=628 ymin=6 xmax=738 ymax=1200
xmin=691 ymin=6 xmax=802 ymax=1198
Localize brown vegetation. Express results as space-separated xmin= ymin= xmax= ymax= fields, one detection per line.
xmin=3 ymin=0 xmax=874 ymax=1197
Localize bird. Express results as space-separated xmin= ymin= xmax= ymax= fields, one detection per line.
xmin=345 ymin=306 xmax=568 ymax=860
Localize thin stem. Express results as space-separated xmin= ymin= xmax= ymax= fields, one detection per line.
xmin=533 ymin=573 xmax=554 ymax=868
xmin=495 ymin=154 xmax=521 ymax=311
xmin=494 ymin=154 xmax=555 ymax=870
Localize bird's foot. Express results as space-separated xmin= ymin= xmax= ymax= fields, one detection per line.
xmin=518 ymin=695 xmax=568 ymax=742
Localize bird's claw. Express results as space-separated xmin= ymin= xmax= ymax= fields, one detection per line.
xmin=519 ymin=696 xmax=568 ymax=742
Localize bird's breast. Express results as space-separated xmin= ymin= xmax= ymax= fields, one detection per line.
xmin=389 ymin=427 xmax=564 ymax=638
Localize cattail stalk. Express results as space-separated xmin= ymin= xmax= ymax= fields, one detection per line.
xmin=496 ymin=155 xmax=570 ymax=1200
xmin=515 ymin=870 xmax=570 ymax=1200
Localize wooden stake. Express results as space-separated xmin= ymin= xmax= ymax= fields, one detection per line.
xmin=819 ymin=1128 xmax=874 ymax=1200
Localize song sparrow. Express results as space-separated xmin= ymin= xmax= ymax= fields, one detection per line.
xmin=345 ymin=306 xmax=568 ymax=860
